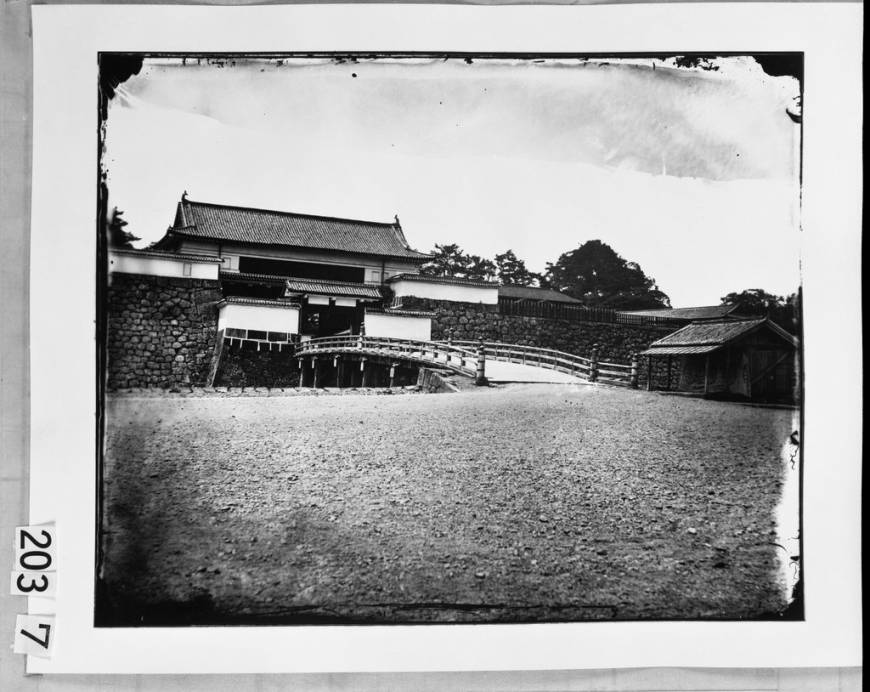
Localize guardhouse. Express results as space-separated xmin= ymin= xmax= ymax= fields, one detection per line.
xmin=641 ymin=318 xmax=799 ymax=403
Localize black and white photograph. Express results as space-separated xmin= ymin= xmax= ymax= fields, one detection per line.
xmin=10 ymin=0 xmax=864 ymax=680
xmin=95 ymin=52 xmax=804 ymax=627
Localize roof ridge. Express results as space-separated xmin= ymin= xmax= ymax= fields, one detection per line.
xmin=387 ymin=272 xmax=498 ymax=286
xmin=620 ymin=304 xmax=737 ymax=314
xmin=285 ymin=276 xmax=384 ymax=289
xmin=182 ymin=197 xmax=399 ymax=228
xmin=702 ymin=317 xmax=766 ymax=324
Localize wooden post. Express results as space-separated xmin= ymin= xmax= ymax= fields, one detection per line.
xmin=389 ymin=362 xmax=397 ymax=389
xmin=475 ymin=338 xmax=487 ymax=386
xmin=589 ymin=343 xmax=599 ymax=382
xmin=646 ymin=356 xmax=652 ymax=391
xmin=298 ymin=357 xmax=306 ymax=388
xmin=666 ymin=356 xmax=672 ymax=391
xmin=447 ymin=328 xmax=453 ymax=347
xmin=630 ymin=353 xmax=639 ymax=389
xmin=703 ymin=353 xmax=710 ymax=396
xmin=311 ymin=357 xmax=319 ymax=388
xmin=335 ymin=355 xmax=343 ymax=389
xmin=360 ymin=357 xmax=369 ymax=387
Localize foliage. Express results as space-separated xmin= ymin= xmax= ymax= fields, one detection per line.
xmin=466 ymin=254 xmax=497 ymax=282
xmin=721 ymin=288 xmax=801 ymax=334
xmin=494 ymin=250 xmax=540 ymax=286
xmin=420 ymin=244 xmax=496 ymax=281
xmin=542 ymin=240 xmax=671 ymax=309
xmin=106 ymin=208 xmax=140 ymax=248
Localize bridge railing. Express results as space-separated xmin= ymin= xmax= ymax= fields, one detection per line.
xmin=296 ymin=336 xmax=637 ymax=387
xmin=295 ymin=335 xmax=481 ymax=377
xmin=437 ymin=339 xmax=636 ymax=387
xmin=436 ymin=339 xmax=592 ymax=377
xmin=595 ymin=358 xmax=634 ymax=387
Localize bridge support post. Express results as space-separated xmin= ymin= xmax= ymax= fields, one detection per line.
xmin=630 ymin=353 xmax=639 ymax=388
xmin=589 ymin=343 xmax=599 ymax=383
xmin=297 ymin=357 xmax=305 ymax=388
xmin=389 ymin=362 xmax=397 ymax=389
xmin=360 ymin=357 xmax=369 ymax=388
xmin=475 ymin=338 xmax=488 ymax=386
xmin=334 ymin=355 xmax=342 ymax=389
xmin=312 ymin=357 xmax=320 ymax=389
xmin=646 ymin=356 xmax=653 ymax=391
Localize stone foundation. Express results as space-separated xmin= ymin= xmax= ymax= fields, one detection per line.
xmin=213 ymin=340 xmax=300 ymax=388
xmin=106 ymin=273 xmax=223 ymax=389
xmin=106 ymin=277 xmax=686 ymax=391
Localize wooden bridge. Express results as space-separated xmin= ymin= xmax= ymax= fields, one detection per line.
xmin=293 ymin=336 xmax=637 ymax=387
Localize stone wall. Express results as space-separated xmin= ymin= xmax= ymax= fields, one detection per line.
xmin=106 ymin=273 xmax=223 ymax=389
xmin=397 ymin=297 xmax=682 ymax=389
xmin=213 ymin=340 xmax=301 ymax=388
xmin=106 ymin=276 xmax=685 ymax=391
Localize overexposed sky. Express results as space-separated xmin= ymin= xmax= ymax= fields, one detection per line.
xmin=104 ymin=56 xmax=801 ymax=306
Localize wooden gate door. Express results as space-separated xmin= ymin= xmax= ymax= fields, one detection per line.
xmin=750 ymin=349 xmax=786 ymax=402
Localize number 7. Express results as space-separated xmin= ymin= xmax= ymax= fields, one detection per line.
xmin=20 ymin=623 xmax=50 ymax=649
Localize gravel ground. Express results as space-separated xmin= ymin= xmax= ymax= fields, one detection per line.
xmin=98 ymin=384 xmax=796 ymax=625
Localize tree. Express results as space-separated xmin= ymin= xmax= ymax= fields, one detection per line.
xmin=494 ymin=249 xmax=540 ymax=286
xmin=106 ymin=207 xmax=140 ymax=248
xmin=721 ymin=288 xmax=800 ymax=334
xmin=420 ymin=244 xmax=496 ymax=281
xmin=420 ymin=243 xmax=469 ymax=278
xmin=542 ymin=240 xmax=670 ymax=309
xmin=465 ymin=254 xmax=497 ymax=282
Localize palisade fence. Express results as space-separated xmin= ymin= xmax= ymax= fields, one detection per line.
xmin=496 ymin=298 xmax=684 ymax=328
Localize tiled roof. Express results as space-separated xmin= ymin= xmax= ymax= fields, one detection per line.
xmin=619 ymin=305 xmax=740 ymax=321
xmin=386 ymin=273 xmax=498 ymax=287
xmin=641 ymin=344 xmax=721 ymax=356
xmin=220 ymin=270 xmax=289 ymax=284
xmin=219 ymin=297 xmax=301 ymax=309
xmin=366 ymin=307 xmax=436 ymax=318
xmin=284 ymin=278 xmax=384 ymax=299
xmin=498 ymin=284 xmax=583 ymax=304
xmin=165 ymin=198 xmax=430 ymax=260
xmin=643 ymin=318 xmax=798 ymax=355
xmin=109 ymin=248 xmax=223 ymax=263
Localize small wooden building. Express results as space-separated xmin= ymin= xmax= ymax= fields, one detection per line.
xmin=641 ymin=318 xmax=799 ymax=403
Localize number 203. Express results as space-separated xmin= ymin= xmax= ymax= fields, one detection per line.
xmin=16 ymin=528 xmax=54 ymax=570
xmin=12 ymin=525 xmax=57 ymax=598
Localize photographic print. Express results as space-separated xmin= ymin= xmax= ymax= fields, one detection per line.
xmin=95 ymin=52 xmax=803 ymax=627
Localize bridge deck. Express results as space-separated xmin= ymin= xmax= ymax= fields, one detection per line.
xmin=483 ymin=360 xmax=586 ymax=383
xmin=295 ymin=336 xmax=632 ymax=386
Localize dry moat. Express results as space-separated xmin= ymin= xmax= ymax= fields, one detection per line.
xmin=97 ymin=384 xmax=796 ymax=625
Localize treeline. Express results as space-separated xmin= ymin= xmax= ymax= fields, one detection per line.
xmin=421 ymin=242 xmax=801 ymax=331
xmin=420 ymin=240 xmax=671 ymax=310
xmin=720 ymin=289 xmax=801 ymax=334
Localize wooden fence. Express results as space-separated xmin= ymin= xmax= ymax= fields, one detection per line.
xmin=497 ymin=298 xmax=684 ymax=329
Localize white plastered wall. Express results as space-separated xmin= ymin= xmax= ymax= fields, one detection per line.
xmin=364 ymin=312 xmax=432 ymax=341
xmin=390 ymin=278 xmax=498 ymax=304
xmin=217 ymin=303 xmax=300 ymax=334
xmin=109 ymin=252 xmax=220 ymax=280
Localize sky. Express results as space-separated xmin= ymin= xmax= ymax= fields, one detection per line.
xmin=103 ymin=56 xmax=802 ymax=307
